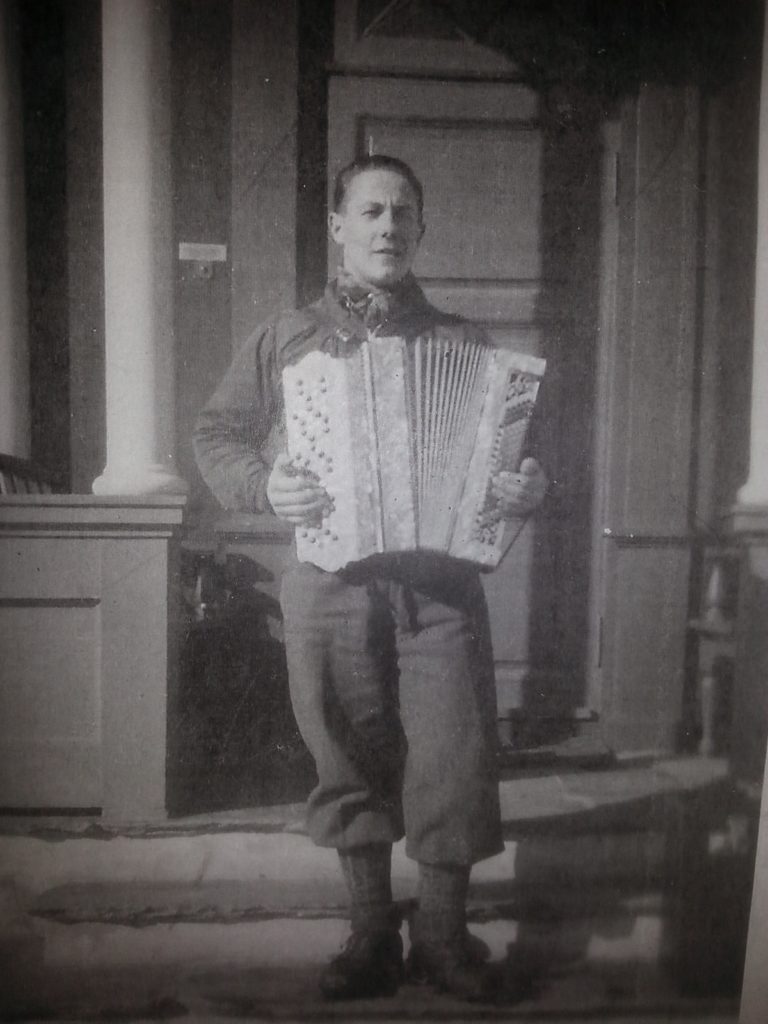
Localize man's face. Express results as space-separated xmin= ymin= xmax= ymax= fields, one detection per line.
xmin=329 ymin=169 xmax=424 ymax=289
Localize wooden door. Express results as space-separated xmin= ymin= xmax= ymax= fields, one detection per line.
xmin=589 ymin=88 xmax=702 ymax=754
xmin=328 ymin=74 xmax=602 ymax=732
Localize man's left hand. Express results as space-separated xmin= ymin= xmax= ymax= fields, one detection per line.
xmin=491 ymin=458 xmax=548 ymax=517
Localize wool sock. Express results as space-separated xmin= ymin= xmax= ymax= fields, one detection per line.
xmin=338 ymin=844 xmax=396 ymax=934
xmin=414 ymin=861 xmax=471 ymax=947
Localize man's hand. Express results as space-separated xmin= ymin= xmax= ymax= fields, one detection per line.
xmin=491 ymin=457 xmax=548 ymax=518
xmin=267 ymin=453 xmax=331 ymax=526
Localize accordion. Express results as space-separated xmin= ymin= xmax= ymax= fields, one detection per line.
xmin=283 ymin=332 xmax=545 ymax=572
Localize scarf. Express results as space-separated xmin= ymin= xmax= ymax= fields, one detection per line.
xmin=333 ymin=269 xmax=430 ymax=332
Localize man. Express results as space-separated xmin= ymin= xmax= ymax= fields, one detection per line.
xmin=194 ymin=155 xmax=547 ymax=1001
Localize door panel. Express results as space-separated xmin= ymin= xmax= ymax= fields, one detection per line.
xmin=364 ymin=118 xmax=542 ymax=280
xmin=609 ymin=88 xmax=698 ymax=537
xmin=601 ymin=543 xmax=692 ymax=752
xmin=328 ymin=77 xmax=542 ymax=334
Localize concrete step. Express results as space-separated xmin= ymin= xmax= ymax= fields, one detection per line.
xmin=0 ymin=825 xmax=678 ymax=901
xmin=1 ymin=825 xmax=677 ymax=931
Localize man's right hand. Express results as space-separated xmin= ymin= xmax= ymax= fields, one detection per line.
xmin=267 ymin=453 xmax=331 ymax=526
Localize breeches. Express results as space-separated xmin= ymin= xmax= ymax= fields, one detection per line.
xmin=281 ymin=557 xmax=504 ymax=866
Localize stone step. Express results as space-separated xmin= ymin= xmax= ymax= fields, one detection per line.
xmin=1 ymin=826 xmax=675 ymax=901
xmin=29 ymin=875 xmax=671 ymax=929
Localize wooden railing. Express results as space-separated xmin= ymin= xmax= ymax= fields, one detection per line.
xmin=688 ymin=545 xmax=739 ymax=757
xmin=0 ymin=454 xmax=59 ymax=495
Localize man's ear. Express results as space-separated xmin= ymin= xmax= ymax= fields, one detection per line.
xmin=328 ymin=210 xmax=344 ymax=244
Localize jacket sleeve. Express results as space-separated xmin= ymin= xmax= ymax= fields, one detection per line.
xmin=193 ymin=321 xmax=281 ymax=513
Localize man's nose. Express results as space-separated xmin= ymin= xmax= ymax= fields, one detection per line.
xmin=378 ymin=208 xmax=397 ymax=233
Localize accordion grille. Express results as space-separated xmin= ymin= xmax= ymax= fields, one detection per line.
xmin=411 ymin=335 xmax=491 ymax=549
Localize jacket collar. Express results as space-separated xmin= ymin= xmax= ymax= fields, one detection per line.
xmin=326 ymin=272 xmax=433 ymax=336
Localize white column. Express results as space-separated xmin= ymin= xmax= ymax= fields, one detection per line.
xmin=93 ymin=0 xmax=186 ymax=495
xmin=0 ymin=0 xmax=30 ymax=458
xmin=738 ymin=5 xmax=768 ymax=507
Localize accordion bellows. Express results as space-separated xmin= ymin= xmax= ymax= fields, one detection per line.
xmin=283 ymin=332 xmax=545 ymax=571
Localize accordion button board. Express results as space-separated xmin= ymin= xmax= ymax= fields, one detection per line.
xmin=283 ymin=334 xmax=545 ymax=572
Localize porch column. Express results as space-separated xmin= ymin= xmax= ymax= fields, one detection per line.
xmin=0 ymin=0 xmax=29 ymax=458
xmin=92 ymin=0 xmax=186 ymax=495
xmin=737 ymin=3 xmax=768 ymax=507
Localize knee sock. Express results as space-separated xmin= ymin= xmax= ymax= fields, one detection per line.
xmin=414 ymin=861 xmax=470 ymax=947
xmin=338 ymin=844 xmax=396 ymax=933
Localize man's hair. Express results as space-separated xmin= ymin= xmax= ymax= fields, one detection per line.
xmin=332 ymin=154 xmax=424 ymax=221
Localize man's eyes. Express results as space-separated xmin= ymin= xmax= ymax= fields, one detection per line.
xmin=360 ymin=207 xmax=415 ymax=220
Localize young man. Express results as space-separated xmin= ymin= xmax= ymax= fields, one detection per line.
xmin=194 ymin=155 xmax=547 ymax=1001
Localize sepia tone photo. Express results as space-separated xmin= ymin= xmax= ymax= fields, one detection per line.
xmin=1 ymin=1 xmax=767 ymax=1020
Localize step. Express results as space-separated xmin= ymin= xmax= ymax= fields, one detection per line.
xmin=5 ymin=755 xmax=731 ymax=901
xmin=0 ymin=824 xmax=684 ymax=904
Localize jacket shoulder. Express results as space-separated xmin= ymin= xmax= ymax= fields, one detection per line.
xmin=270 ymin=301 xmax=338 ymax=365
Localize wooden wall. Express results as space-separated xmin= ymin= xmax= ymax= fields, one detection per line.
xmin=172 ymin=0 xmax=234 ymax=503
xmin=230 ymin=0 xmax=299 ymax=344
xmin=19 ymin=0 xmax=71 ymax=486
